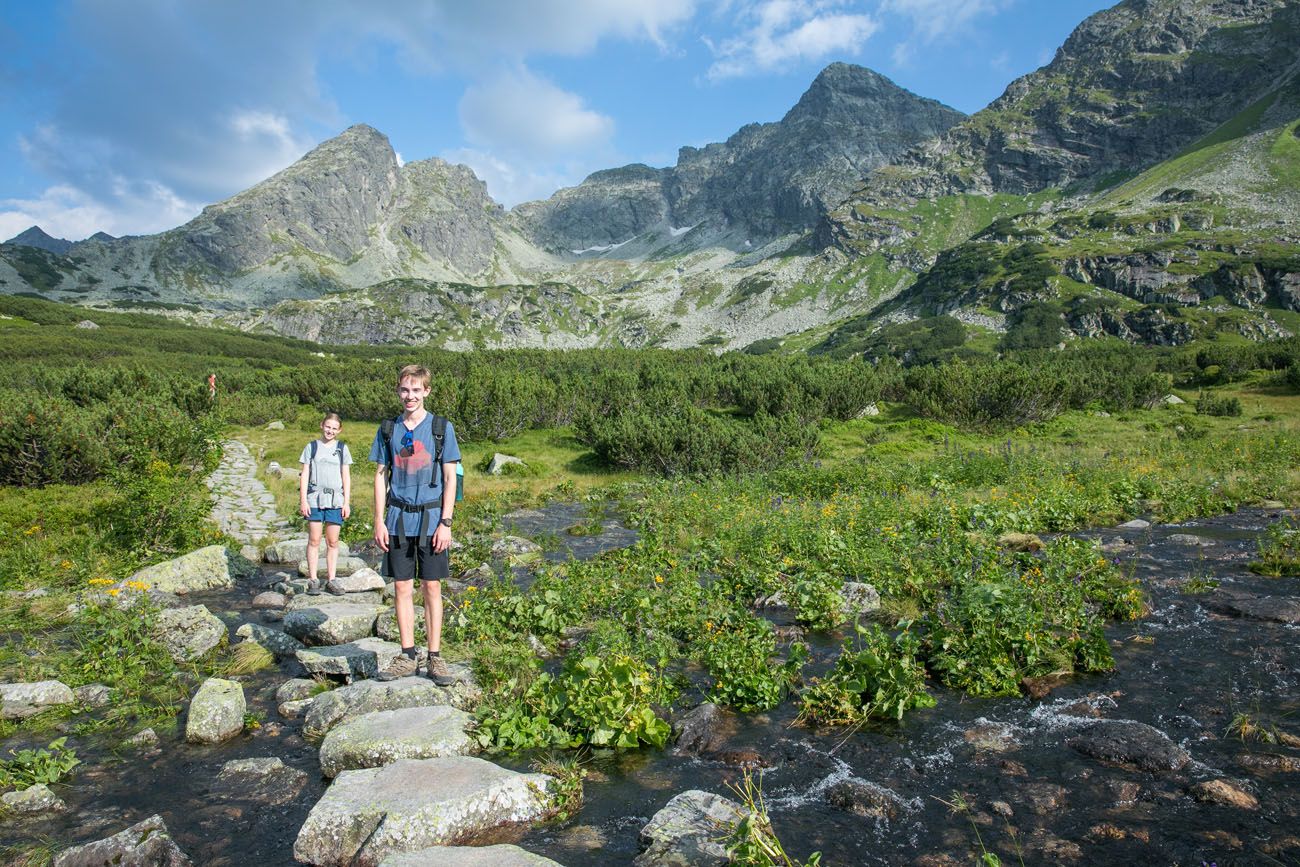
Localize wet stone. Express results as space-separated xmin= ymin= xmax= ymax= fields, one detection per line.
xmin=635 ymin=789 xmax=745 ymax=867
xmin=1189 ymin=778 xmax=1259 ymax=810
xmin=277 ymin=677 xmax=318 ymax=704
xmin=296 ymin=637 xmax=403 ymax=682
xmin=1238 ymin=753 xmax=1300 ymax=773
xmin=185 ymin=677 xmax=246 ymax=744
xmin=53 ymin=814 xmax=191 ymax=867
xmin=328 ymin=566 xmax=385 ymax=594
xmin=1207 ymin=591 xmax=1300 ymax=625
xmin=1067 ymin=720 xmax=1191 ymax=773
xmin=964 ymin=721 xmax=1017 ymax=752
xmin=236 ymin=622 xmax=306 ymax=659
xmin=1020 ymin=782 xmax=1068 ymax=814
xmin=1118 ymin=519 xmax=1151 ymax=529
xmin=378 ymin=845 xmax=565 ymax=866
xmin=128 ymin=727 xmax=160 ymax=751
xmin=211 ymin=757 xmax=308 ymax=806
xmin=2 ymin=782 xmax=66 ymax=814
xmin=672 ymin=702 xmax=727 ymax=756
xmin=1167 ymin=533 xmax=1213 ymax=547
xmin=825 ymin=778 xmax=911 ymax=820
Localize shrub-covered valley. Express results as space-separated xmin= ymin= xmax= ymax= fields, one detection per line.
xmin=2 ymin=293 xmax=1300 ymax=864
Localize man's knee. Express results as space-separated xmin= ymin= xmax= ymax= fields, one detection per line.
xmin=325 ymin=537 xmax=340 ymax=551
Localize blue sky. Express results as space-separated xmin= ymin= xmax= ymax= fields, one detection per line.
xmin=0 ymin=0 xmax=1113 ymax=241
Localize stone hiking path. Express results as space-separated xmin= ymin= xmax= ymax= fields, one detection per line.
xmin=207 ymin=439 xmax=291 ymax=543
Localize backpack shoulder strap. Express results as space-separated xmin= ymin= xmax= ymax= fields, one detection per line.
xmin=380 ymin=417 xmax=396 ymax=465
xmin=429 ymin=415 xmax=448 ymax=488
xmin=308 ymin=440 xmax=318 ymax=490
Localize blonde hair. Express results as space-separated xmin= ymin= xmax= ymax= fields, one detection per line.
xmin=322 ymin=412 xmax=342 ymax=425
xmin=397 ymin=364 xmax=431 ymax=389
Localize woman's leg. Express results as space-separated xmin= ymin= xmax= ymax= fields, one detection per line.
xmin=324 ymin=522 xmax=341 ymax=583
xmin=306 ymin=521 xmax=323 ymax=582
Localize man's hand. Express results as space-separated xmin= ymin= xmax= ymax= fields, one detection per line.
xmin=432 ymin=524 xmax=451 ymax=554
xmin=375 ymin=523 xmax=390 ymax=552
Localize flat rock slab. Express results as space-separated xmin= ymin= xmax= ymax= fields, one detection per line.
xmin=252 ymin=591 xmax=288 ymax=610
xmin=293 ymin=757 xmax=555 ymax=867
xmin=635 ymin=789 xmax=745 ymax=866
xmin=379 ymin=844 xmax=565 ymax=866
xmin=304 ymin=677 xmax=457 ymax=739
xmin=0 ymin=680 xmax=75 ymax=719
xmin=212 ymin=757 xmax=308 ymax=805
xmin=236 ymin=622 xmax=307 ymax=659
xmin=289 ymin=590 xmax=384 ymax=610
xmin=1067 ymin=719 xmax=1191 ymax=773
xmin=53 ymin=815 xmax=191 ymax=867
xmin=320 ymin=705 xmax=477 ymax=777
xmin=328 ymin=567 xmax=385 ymax=594
xmin=266 ymin=538 xmax=351 ymax=564
xmin=284 ymin=602 xmax=385 ymax=646
xmin=1167 ymin=533 xmax=1214 ymax=547
xmin=156 ymin=604 xmax=228 ymax=663
xmin=1207 ymin=592 xmax=1300 ymax=625
xmin=297 ymin=638 xmax=403 ymax=682
xmin=129 ymin=545 xmax=251 ymax=594
xmin=186 ymin=678 xmax=246 ymax=744
xmin=298 ymin=556 xmax=370 ymax=578
xmin=2 ymin=782 xmax=66 ymax=814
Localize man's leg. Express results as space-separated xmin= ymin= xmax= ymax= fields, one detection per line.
xmin=377 ymin=536 xmax=419 ymax=680
xmin=421 ymin=579 xmax=443 ymax=655
xmin=418 ymin=539 xmax=455 ymax=685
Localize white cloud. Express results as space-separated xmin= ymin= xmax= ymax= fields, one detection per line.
xmin=0 ymin=182 xmax=197 ymax=241
xmin=706 ymin=1 xmax=879 ymax=80
xmin=460 ymin=68 xmax=615 ymax=159
xmin=880 ymin=0 xmax=1013 ymax=45
xmin=442 ymin=147 xmax=588 ymax=208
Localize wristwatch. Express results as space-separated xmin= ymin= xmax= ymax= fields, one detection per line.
xmin=438 ymin=517 xmax=453 ymax=528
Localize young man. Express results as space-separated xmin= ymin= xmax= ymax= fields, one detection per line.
xmin=370 ymin=364 xmax=460 ymax=685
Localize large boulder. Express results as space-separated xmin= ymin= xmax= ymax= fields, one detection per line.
xmin=235 ymin=622 xmax=307 ymax=659
xmin=155 ymin=605 xmax=228 ymax=663
xmin=211 ymin=757 xmax=309 ymax=805
xmin=379 ymin=845 xmax=564 ymax=866
xmin=1207 ymin=592 xmax=1300 ymax=625
xmin=0 ymin=680 xmax=75 ymax=719
xmin=487 ymin=453 xmax=526 ymax=475
xmin=296 ymin=638 xmax=403 ymax=682
xmin=320 ymin=705 xmax=477 ymax=777
xmin=841 ymin=582 xmax=880 ymax=617
xmin=1067 ymin=720 xmax=1191 ymax=773
xmin=283 ymin=602 xmax=385 ymax=646
xmin=304 ymin=676 xmax=479 ymax=739
xmin=293 ymin=757 xmax=555 ymax=866
xmin=53 ymin=815 xmax=191 ymax=867
xmin=185 ymin=678 xmax=246 ymax=744
xmin=129 ymin=545 xmax=252 ymax=594
xmin=635 ymin=790 xmax=745 ymax=866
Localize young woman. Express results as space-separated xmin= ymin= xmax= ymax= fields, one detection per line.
xmin=299 ymin=413 xmax=352 ymax=594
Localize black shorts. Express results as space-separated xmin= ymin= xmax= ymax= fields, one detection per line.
xmin=383 ymin=535 xmax=449 ymax=583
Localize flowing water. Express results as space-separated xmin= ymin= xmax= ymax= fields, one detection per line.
xmin=5 ymin=507 xmax=1298 ymax=865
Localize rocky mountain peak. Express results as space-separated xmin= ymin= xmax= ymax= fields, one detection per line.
xmin=4 ymin=226 xmax=73 ymax=254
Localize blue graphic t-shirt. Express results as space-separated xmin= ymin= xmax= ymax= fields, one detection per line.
xmin=369 ymin=413 xmax=461 ymax=537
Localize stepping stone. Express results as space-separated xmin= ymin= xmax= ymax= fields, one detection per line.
xmin=2 ymin=783 xmax=65 ymax=815
xmin=52 ymin=815 xmax=191 ymax=867
xmin=287 ymin=591 xmax=384 ymax=610
xmin=298 ymin=556 xmax=370 ymax=578
xmin=320 ymin=705 xmax=477 ymax=777
xmin=328 ymin=567 xmax=385 ymax=594
xmin=185 ymin=678 xmax=246 ymax=744
xmin=635 ymin=790 xmax=745 ymax=866
xmin=297 ymin=638 xmax=403 ymax=682
xmin=155 ymin=605 xmax=228 ymax=663
xmin=266 ymin=538 xmax=352 ymax=565
xmin=293 ymin=757 xmax=555 ymax=866
xmin=378 ymin=845 xmax=565 ymax=866
xmin=304 ymin=677 xmax=474 ymax=740
xmin=284 ymin=602 xmax=385 ymax=646
xmin=1067 ymin=719 xmax=1191 ymax=774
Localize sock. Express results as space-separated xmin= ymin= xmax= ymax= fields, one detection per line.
xmin=401 ymin=646 xmax=416 ymax=660
xmin=429 ymin=650 xmax=440 ymax=657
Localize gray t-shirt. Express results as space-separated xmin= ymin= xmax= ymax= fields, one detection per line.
xmin=299 ymin=440 xmax=353 ymax=509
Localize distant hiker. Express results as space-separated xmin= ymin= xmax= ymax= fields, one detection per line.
xmin=299 ymin=412 xmax=353 ymax=595
xmin=207 ymin=373 xmax=217 ymax=399
xmin=371 ymin=364 xmax=460 ymax=685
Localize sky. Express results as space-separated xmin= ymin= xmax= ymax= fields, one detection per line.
xmin=0 ymin=0 xmax=1114 ymax=242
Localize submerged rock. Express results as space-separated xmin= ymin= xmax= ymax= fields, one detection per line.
xmin=319 ymin=705 xmax=476 ymax=777
xmin=1067 ymin=719 xmax=1191 ymax=773
xmin=283 ymin=602 xmax=385 ymax=646
xmin=156 ymin=604 xmax=228 ymax=663
xmin=1167 ymin=533 xmax=1213 ymax=547
xmin=212 ymin=757 xmax=308 ymax=805
xmin=129 ymin=545 xmax=253 ymax=594
xmin=825 ymin=778 xmax=911 ymax=820
xmin=2 ymin=782 xmax=65 ymax=814
xmin=672 ymin=702 xmax=727 ymax=756
xmin=378 ymin=845 xmax=564 ymax=866
xmin=1189 ymin=778 xmax=1259 ymax=810
xmin=635 ymin=790 xmax=745 ymax=866
xmin=1207 ymin=592 xmax=1300 ymax=625
xmin=73 ymin=683 xmax=112 ymax=708
xmin=53 ymin=815 xmax=191 ymax=867
xmin=293 ymin=757 xmax=554 ymax=866
xmin=185 ymin=678 xmax=246 ymax=744
xmin=0 ymin=680 xmax=75 ymax=719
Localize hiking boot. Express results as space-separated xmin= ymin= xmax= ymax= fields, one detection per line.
xmin=325 ymin=580 xmax=345 ymax=596
xmin=305 ymin=578 xmax=323 ymax=596
xmin=426 ymin=654 xmax=456 ymax=687
xmin=376 ymin=654 xmax=418 ymax=681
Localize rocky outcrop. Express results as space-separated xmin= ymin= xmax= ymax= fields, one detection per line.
xmin=53 ymin=815 xmax=191 ymax=867
xmin=155 ymin=604 xmax=228 ymax=663
xmin=293 ymin=757 xmax=555 ymax=866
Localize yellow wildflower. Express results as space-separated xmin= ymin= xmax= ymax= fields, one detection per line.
xmin=60 ymin=560 xmax=73 ymax=570
xmin=654 ymin=574 xmax=664 ymax=584
xmin=107 ymin=588 xmax=122 ymax=597
xmin=466 ymin=585 xmax=478 ymax=593
xmin=127 ymin=581 xmax=148 ymax=592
